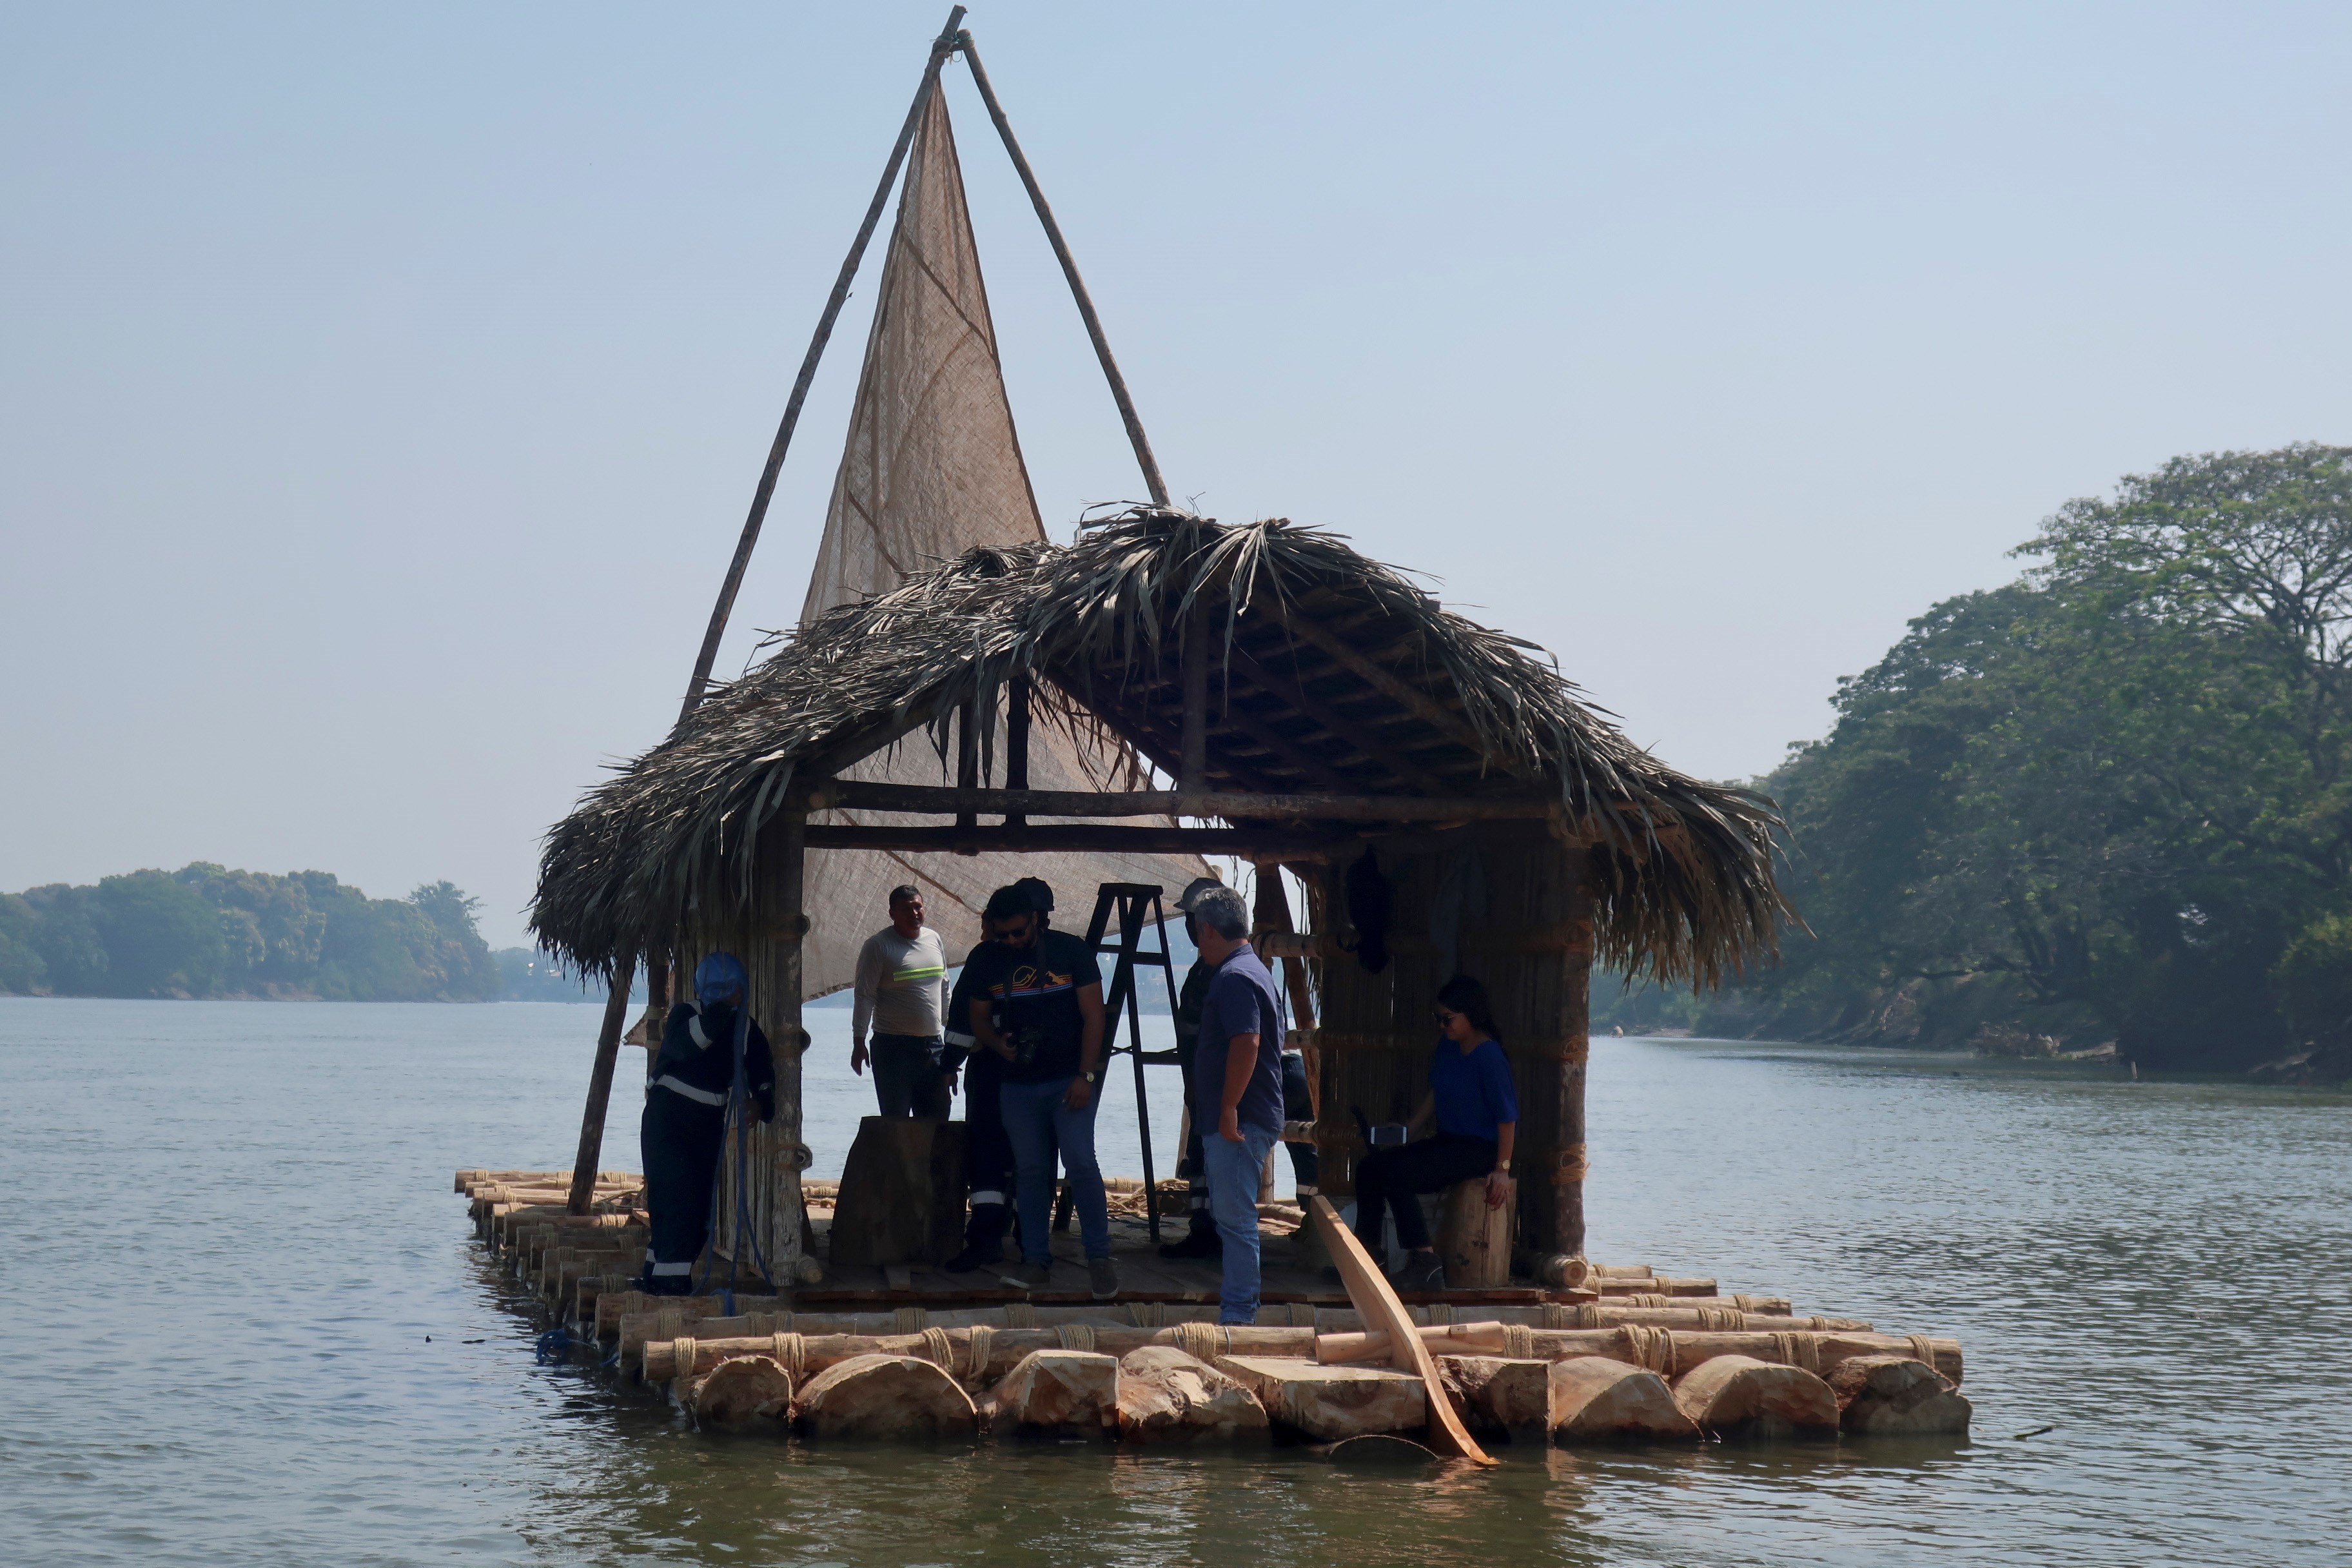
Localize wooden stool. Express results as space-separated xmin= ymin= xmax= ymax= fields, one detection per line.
xmin=1435 ymin=1176 xmax=1514 ymax=1287
xmin=828 ymin=1116 xmax=968 ymax=1267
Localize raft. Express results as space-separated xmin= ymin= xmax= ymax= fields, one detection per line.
xmin=458 ymin=1166 xmax=1970 ymax=1449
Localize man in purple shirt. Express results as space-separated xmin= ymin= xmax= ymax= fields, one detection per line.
xmin=1187 ymin=883 xmax=1286 ymax=1324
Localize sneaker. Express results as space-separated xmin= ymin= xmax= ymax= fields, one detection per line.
xmin=1157 ymin=1226 xmax=1220 ymax=1260
xmin=1087 ymin=1255 xmax=1121 ymax=1300
xmin=997 ymin=1260 xmax=1052 ymax=1290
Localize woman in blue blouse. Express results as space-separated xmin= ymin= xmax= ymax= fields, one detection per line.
xmin=1350 ymin=974 xmax=1518 ymax=1292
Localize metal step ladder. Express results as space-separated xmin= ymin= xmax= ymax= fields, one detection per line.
xmin=1052 ymin=881 xmax=1184 ymax=1241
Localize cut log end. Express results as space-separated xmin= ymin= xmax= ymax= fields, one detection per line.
xmin=681 ymin=1354 xmax=794 ymax=1426
xmin=1826 ymin=1355 xmax=1974 ymax=1436
xmin=792 ymin=1354 xmax=978 ymax=1442
xmin=1671 ymin=1355 xmax=1839 ymax=1439
xmin=1222 ymin=1355 xmax=1426 ymax=1444
xmin=981 ymin=1350 xmax=1118 ymax=1439
xmin=1114 ymin=1347 xmax=1271 ymax=1444
xmin=1547 ymin=1355 xmax=1701 ymax=1443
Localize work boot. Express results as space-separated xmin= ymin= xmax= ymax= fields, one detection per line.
xmin=997 ymin=1260 xmax=1053 ymax=1291
xmin=945 ymin=1204 xmax=1010 ymax=1273
xmin=1088 ymin=1255 xmax=1121 ymax=1300
xmin=1389 ymin=1250 xmax=1446 ymax=1294
xmin=1157 ymin=1222 xmax=1220 ymax=1260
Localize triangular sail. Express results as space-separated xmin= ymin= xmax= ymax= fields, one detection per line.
xmin=797 ymin=88 xmax=1202 ymax=995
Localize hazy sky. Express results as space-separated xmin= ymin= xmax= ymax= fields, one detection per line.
xmin=5 ymin=3 xmax=2347 ymax=945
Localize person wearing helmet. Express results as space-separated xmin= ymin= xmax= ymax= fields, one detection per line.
xmin=637 ymin=951 xmax=776 ymax=1296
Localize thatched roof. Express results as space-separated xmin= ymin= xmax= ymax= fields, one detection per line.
xmin=531 ymin=511 xmax=1790 ymax=986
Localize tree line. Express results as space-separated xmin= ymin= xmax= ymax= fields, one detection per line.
xmin=1605 ymin=442 xmax=2352 ymax=1080
xmin=0 ymin=863 xmax=507 ymax=1001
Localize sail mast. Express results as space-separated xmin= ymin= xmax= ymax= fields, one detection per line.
xmin=954 ymin=30 xmax=1171 ymax=509
xmin=676 ymin=6 xmax=969 ymax=730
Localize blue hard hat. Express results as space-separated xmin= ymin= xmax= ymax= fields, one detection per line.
xmin=694 ymin=951 xmax=747 ymax=1005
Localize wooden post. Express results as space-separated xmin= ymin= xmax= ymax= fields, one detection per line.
xmin=954 ymin=695 xmax=982 ymax=841
xmin=1003 ymin=673 xmax=1031 ymax=827
xmin=1180 ymin=600 xmax=1208 ymax=791
xmin=676 ymin=6 xmax=969 ymax=729
xmin=956 ymin=32 xmax=1170 ymax=508
xmin=769 ymin=810 xmax=810 ymax=1276
xmin=567 ymin=952 xmax=638 ymax=1216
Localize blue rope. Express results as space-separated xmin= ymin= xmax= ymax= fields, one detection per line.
xmin=534 ymin=1326 xmax=572 ymax=1365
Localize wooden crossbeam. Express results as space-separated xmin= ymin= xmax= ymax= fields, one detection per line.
xmin=808 ymin=781 xmax=1554 ymax=822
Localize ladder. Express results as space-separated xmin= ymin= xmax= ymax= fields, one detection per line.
xmin=1059 ymin=881 xmax=1184 ymax=1241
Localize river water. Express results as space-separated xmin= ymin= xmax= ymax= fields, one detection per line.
xmin=3 ymin=997 xmax=2346 ymax=1565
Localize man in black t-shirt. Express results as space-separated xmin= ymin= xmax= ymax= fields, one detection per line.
xmin=965 ymin=882 xmax=1117 ymax=1299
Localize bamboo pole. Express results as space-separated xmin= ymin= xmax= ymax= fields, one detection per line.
xmin=567 ymin=953 xmax=640 ymax=1215
xmin=954 ymin=29 xmax=1170 ymax=508
xmin=676 ymin=6 xmax=970 ymax=728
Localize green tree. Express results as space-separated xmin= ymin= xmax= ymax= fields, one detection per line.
xmin=1730 ymin=444 xmax=2352 ymax=1072
xmin=92 ymin=870 xmax=228 ymax=997
xmin=0 ymin=893 xmax=46 ymax=994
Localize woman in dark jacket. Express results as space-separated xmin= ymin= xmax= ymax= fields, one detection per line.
xmin=638 ymin=951 xmax=775 ymax=1295
xmin=1350 ymin=974 xmax=1517 ymax=1293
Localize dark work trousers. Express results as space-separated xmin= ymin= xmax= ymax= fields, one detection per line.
xmin=1176 ymin=1032 xmax=1214 ymax=1235
xmin=640 ymin=1087 xmax=727 ymax=1294
xmin=961 ymin=1052 xmax=1017 ymax=1251
xmin=870 ymin=1033 xmax=949 ymax=1118
xmin=1280 ymin=1052 xmax=1320 ymax=1192
xmin=1351 ymin=1133 xmax=1498 ymax=1253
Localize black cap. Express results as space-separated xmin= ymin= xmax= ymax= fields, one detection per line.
xmin=985 ymin=884 xmax=1034 ymax=921
xmin=1013 ymin=876 xmax=1055 ymax=914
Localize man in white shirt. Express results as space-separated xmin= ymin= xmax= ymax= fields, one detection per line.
xmin=851 ymin=885 xmax=952 ymax=1117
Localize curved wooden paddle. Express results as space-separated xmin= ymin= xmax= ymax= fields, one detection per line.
xmin=1306 ymin=1195 xmax=1496 ymax=1466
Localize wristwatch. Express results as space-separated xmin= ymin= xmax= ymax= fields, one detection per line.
xmin=1083 ymin=1070 xmax=1099 ymax=1084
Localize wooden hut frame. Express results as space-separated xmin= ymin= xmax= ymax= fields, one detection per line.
xmin=531 ymin=512 xmax=1790 ymax=1285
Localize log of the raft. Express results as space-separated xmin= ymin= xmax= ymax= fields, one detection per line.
xmin=1545 ymin=1356 xmax=1699 ymax=1442
xmin=1318 ymin=1308 xmax=1867 ymax=1361
xmin=680 ymin=1355 xmax=795 ymax=1426
xmin=978 ymin=1350 xmax=1117 ymax=1438
xmin=792 ymin=1354 xmax=978 ymax=1441
xmin=1827 ymin=1355 xmax=1973 ymax=1435
xmin=1594 ymin=1277 xmax=1717 ymax=1297
xmin=1113 ymin=1348 xmax=1270 ymax=1444
xmin=1671 ymin=1355 xmax=1840 ymax=1438
xmin=1321 ymin=1324 xmax=1961 ymax=1385
xmin=1436 ymin=1355 xmax=1549 ymax=1435
xmin=1220 ymin=1355 xmax=1427 ymax=1443
xmin=640 ymin=1324 xmax=1322 ymax=1384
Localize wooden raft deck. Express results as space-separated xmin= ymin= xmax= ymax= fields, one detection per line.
xmin=455 ymin=1166 xmax=1974 ymax=1451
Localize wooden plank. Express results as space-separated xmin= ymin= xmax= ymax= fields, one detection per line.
xmin=1305 ymin=1195 xmax=1494 ymax=1465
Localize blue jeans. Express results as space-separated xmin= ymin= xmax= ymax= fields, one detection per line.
xmin=1001 ymin=1075 xmax=1109 ymax=1264
xmin=1204 ymin=1122 xmax=1279 ymax=1323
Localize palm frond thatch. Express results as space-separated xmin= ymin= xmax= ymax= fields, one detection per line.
xmin=531 ymin=511 xmax=1791 ymax=987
